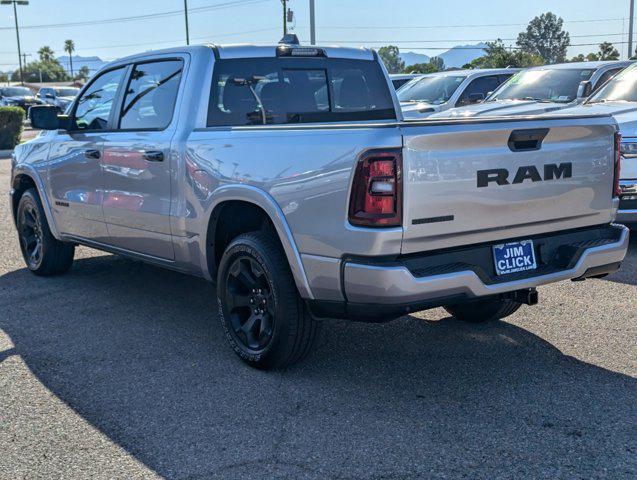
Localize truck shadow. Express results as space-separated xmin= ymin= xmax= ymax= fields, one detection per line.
xmin=0 ymin=254 xmax=635 ymax=479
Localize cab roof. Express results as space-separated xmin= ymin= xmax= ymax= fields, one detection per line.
xmin=108 ymin=43 xmax=375 ymax=65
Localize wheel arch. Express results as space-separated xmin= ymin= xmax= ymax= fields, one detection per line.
xmin=11 ymin=168 xmax=61 ymax=239
xmin=203 ymin=185 xmax=313 ymax=299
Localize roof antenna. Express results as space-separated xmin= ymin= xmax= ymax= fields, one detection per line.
xmin=279 ymin=33 xmax=300 ymax=45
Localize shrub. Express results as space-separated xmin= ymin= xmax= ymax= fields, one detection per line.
xmin=0 ymin=107 xmax=25 ymax=150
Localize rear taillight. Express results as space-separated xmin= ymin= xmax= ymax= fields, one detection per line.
xmin=348 ymin=149 xmax=402 ymax=227
xmin=614 ymin=132 xmax=622 ymax=198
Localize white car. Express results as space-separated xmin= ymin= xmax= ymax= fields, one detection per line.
xmin=556 ymin=63 xmax=637 ymax=225
xmin=398 ymin=68 xmax=519 ymax=119
xmin=431 ymin=61 xmax=633 ymax=119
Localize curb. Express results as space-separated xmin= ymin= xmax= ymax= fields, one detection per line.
xmin=0 ymin=149 xmax=13 ymax=159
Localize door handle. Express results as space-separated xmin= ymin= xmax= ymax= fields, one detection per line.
xmin=84 ymin=149 xmax=101 ymax=159
xmin=142 ymin=150 xmax=164 ymax=162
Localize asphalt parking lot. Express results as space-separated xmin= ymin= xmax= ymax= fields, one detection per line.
xmin=0 ymin=157 xmax=635 ymax=480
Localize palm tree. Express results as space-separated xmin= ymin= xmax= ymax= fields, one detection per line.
xmin=37 ymin=46 xmax=55 ymax=63
xmin=64 ymin=39 xmax=75 ymax=78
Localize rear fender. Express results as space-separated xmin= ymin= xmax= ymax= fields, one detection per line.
xmin=203 ymin=184 xmax=314 ymax=299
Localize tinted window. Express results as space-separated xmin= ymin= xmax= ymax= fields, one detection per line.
xmin=74 ymin=67 xmax=126 ymax=131
xmin=492 ymin=68 xmax=595 ymax=103
xmin=593 ymin=68 xmax=623 ymax=92
xmin=588 ymin=63 xmax=637 ymax=102
xmin=397 ymin=75 xmax=465 ymax=105
xmin=457 ymin=75 xmax=501 ymax=106
xmin=207 ymin=57 xmax=395 ymax=126
xmin=120 ymin=60 xmax=183 ymax=130
xmin=55 ymin=88 xmax=80 ymax=97
xmin=392 ymin=78 xmax=412 ymax=90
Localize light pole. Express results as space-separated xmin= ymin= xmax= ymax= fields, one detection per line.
xmin=1 ymin=0 xmax=29 ymax=85
xmin=281 ymin=0 xmax=287 ymax=35
xmin=630 ymin=0 xmax=635 ymax=59
xmin=309 ymin=0 xmax=315 ymax=45
xmin=184 ymin=0 xmax=190 ymax=45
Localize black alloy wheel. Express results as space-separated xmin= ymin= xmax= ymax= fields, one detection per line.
xmin=18 ymin=201 xmax=44 ymax=270
xmin=224 ymin=255 xmax=276 ymax=351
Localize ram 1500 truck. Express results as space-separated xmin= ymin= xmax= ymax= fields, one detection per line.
xmin=14 ymin=40 xmax=629 ymax=369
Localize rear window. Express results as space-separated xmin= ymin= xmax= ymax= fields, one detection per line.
xmin=207 ymin=57 xmax=396 ymax=126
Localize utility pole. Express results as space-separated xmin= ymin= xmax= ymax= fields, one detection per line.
xmin=309 ymin=0 xmax=315 ymax=45
xmin=282 ymin=0 xmax=287 ymax=35
xmin=1 ymin=0 xmax=29 ymax=85
xmin=630 ymin=0 xmax=635 ymax=59
xmin=184 ymin=0 xmax=190 ymax=45
xmin=22 ymin=52 xmax=31 ymax=71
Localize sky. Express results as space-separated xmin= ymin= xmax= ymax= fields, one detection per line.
xmin=0 ymin=0 xmax=635 ymax=72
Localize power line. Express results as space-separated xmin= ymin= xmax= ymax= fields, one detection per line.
xmin=0 ymin=0 xmax=267 ymax=31
xmin=297 ymin=17 xmax=637 ymax=31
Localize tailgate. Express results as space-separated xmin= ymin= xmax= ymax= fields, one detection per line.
xmin=400 ymin=116 xmax=617 ymax=254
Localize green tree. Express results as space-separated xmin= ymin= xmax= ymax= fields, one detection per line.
xmin=37 ymin=46 xmax=55 ymax=63
xmin=12 ymin=60 xmax=70 ymax=83
xmin=64 ymin=39 xmax=75 ymax=77
xmin=75 ymin=65 xmax=90 ymax=82
xmin=404 ymin=62 xmax=439 ymax=74
xmin=466 ymin=40 xmax=544 ymax=69
xmin=378 ymin=45 xmax=405 ymax=74
xmin=516 ymin=12 xmax=570 ymax=64
xmin=597 ymin=42 xmax=619 ymax=60
xmin=0 ymin=72 xmax=8 ymax=84
xmin=571 ymin=42 xmax=620 ymax=62
xmin=429 ymin=56 xmax=445 ymax=71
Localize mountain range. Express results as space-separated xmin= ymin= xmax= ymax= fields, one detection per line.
xmin=56 ymin=55 xmax=107 ymax=75
xmin=400 ymin=43 xmax=488 ymax=69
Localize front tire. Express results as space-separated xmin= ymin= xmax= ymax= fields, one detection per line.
xmin=16 ymin=188 xmax=75 ymax=276
xmin=444 ymin=297 xmax=521 ymax=323
xmin=216 ymin=231 xmax=320 ymax=369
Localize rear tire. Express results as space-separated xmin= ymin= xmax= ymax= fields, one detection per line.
xmin=444 ymin=297 xmax=521 ymax=323
xmin=16 ymin=188 xmax=75 ymax=276
xmin=216 ymin=231 xmax=320 ymax=369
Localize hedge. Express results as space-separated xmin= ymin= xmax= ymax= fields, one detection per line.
xmin=0 ymin=107 xmax=25 ymax=150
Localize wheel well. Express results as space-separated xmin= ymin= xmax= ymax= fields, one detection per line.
xmin=11 ymin=174 xmax=37 ymax=223
xmin=207 ymin=201 xmax=278 ymax=279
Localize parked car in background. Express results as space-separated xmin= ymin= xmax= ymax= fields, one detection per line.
xmin=398 ymin=68 xmax=519 ymax=119
xmin=389 ymin=73 xmax=422 ymax=90
xmin=431 ymin=61 xmax=632 ymax=119
xmin=557 ymin=62 xmax=637 ymax=226
xmin=37 ymin=86 xmax=80 ymax=113
xmin=16 ymin=42 xmax=628 ymax=369
xmin=0 ymin=86 xmax=42 ymax=112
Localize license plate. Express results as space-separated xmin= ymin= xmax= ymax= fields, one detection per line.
xmin=493 ymin=240 xmax=537 ymax=275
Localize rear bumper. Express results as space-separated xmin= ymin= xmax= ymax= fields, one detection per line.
xmin=306 ymin=224 xmax=629 ymax=320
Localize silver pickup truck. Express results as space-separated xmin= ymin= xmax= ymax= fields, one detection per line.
xmin=14 ymin=39 xmax=629 ymax=369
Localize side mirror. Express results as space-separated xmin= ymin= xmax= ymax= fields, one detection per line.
xmin=577 ymin=80 xmax=593 ymax=98
xmin=29 ymin=105 xmax=70 ymax=130
xmin=468 ymin=92 xmax=485 ymax=104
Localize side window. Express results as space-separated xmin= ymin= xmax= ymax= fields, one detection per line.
xmin=119 ymin=60 xmax=183 ymax=130
xmin=457 ymin=75 xmax=501 ymax=106
xmin=593 ymin=68 xmax=623 ymax=92
xmin=74 ymin=67 xmax=126 ymax=131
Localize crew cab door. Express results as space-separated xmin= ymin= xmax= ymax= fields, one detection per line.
xmin=48 ymin=66 xmax=128 ymax=242
xmin=99 ymin=58 xmax=184 ymax=260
